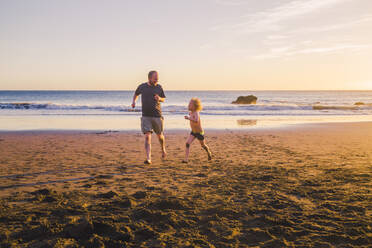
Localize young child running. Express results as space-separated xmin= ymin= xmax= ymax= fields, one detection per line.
xmin=183 ymin=98 xmax=212 ymax=163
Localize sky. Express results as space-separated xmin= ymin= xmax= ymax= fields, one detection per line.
xmin=1 ymin=0 xmax=372 ymax=90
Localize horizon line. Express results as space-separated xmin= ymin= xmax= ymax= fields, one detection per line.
xmin=0 ymin=89 xmax=371 ymax=92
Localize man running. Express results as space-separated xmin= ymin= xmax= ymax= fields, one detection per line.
xmin=131 ymin=70 xmax=166 ymax=164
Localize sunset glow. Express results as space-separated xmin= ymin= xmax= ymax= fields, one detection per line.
xmin=1 ymin=0 xmax=372 ymax=90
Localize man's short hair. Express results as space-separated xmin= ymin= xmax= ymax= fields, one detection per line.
xmin=148 ymin=70 xmax=158 ymax=79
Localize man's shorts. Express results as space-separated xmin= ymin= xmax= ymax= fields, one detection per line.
xmin=191 ymin=131 xmax=205 ymax=141
xmin=141 ymin=116 xmax=164 ymax=135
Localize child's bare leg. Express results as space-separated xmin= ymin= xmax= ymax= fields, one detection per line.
xmin=199 ymin=140 xmax=212 ymax=160
xmin=183 ymin=135 xmax=195 ymax=163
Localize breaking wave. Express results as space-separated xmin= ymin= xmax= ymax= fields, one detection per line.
xmin=1 ymin=102 xmax=371 ymax=116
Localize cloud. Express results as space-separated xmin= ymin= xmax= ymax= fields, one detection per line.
xmin=254 ymin=43 xmax=370 ymax=59
xmin=256 ymin=13 xmax=372 ymax=59
xmin=287 ymin=14 xmax=372 ymax=35
xmin=261 ymin=14 xmax=372 ymax=48
xmin=214 ymin=0 xmax=351 ymax=33
xmin=209 ymin=0 xmax=372 ymax=60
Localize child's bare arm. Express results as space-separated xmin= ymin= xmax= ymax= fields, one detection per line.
xmin=184 ymin=112 xmax=198 ymax=122
xmin=185 ymin=112 xmax=199 ymax=122
xmin=189 ymin=112 xmax=199 ymax=122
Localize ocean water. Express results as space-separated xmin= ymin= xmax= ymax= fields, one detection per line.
xmin=0 ymin=90 xmax=371 ymax=130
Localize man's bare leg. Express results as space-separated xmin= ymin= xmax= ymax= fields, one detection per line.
xmin=145 ymin=132 xmax=152 ymax=163
xmin=157 ymin=133 xmax=166 ymax=159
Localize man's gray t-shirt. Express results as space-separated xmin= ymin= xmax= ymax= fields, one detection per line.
xmin=135 ymin=82 xmax=166 ymax=117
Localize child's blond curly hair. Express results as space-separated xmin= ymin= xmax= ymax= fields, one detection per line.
xmin=191 ymin=97 xmax=203 ymax=111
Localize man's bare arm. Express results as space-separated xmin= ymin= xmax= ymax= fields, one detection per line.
xmin=132 ymin=94 xmax=139 ymax=108
xmin=154 ymin=94 xmax=165 ymax=102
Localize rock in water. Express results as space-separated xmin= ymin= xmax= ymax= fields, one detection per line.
xmin=232 ymin=95 xmax=258 ymax=104
xmin=354 ymin=102 xmax=365 ymax=105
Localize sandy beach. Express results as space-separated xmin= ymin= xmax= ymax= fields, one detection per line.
xmin=0 ymin=122 xmax=371 ymax=247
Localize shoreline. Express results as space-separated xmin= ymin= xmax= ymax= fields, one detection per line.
xmin=0 ymin=120 xmax=371 ymax=134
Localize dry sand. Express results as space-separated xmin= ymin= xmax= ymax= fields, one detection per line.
xmin=0 ymin=122 xmax=371 ymax=247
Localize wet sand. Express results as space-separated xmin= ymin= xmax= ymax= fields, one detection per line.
xmin=0 ymin=123 xmax=371 ymax=247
